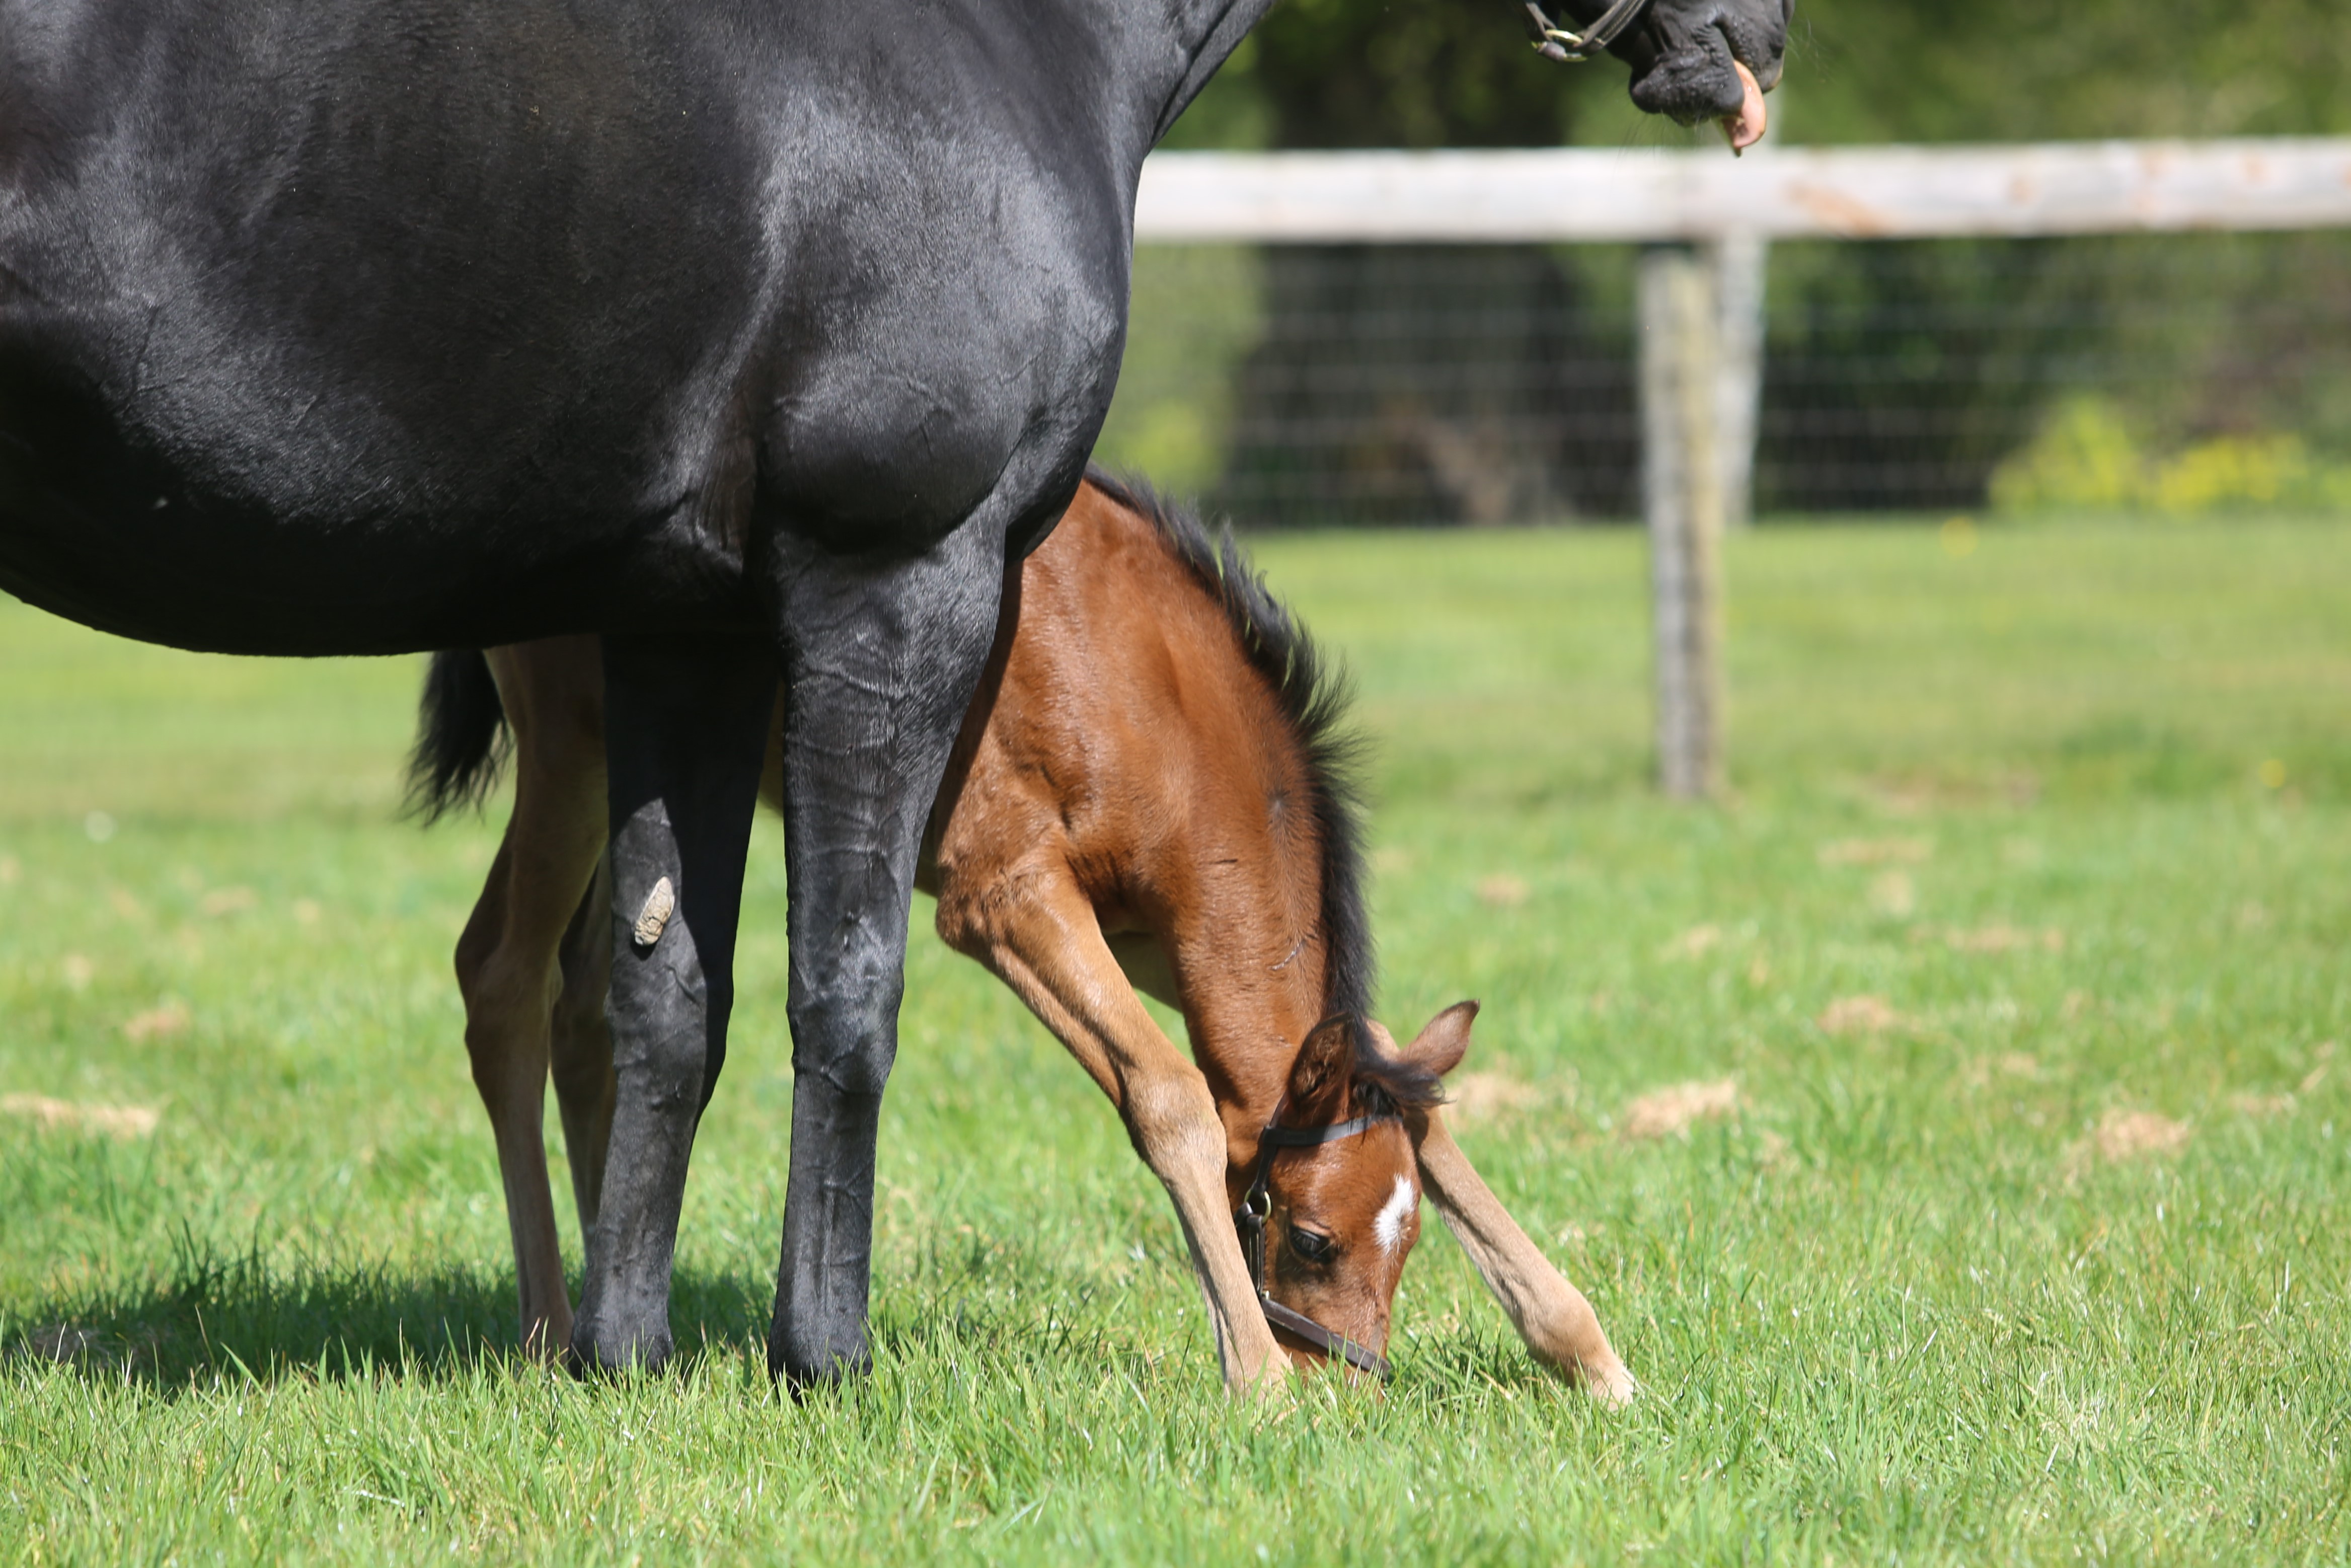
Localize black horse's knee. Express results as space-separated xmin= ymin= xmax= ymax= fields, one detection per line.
xmin=786 ymin=940 xmax=905 ymax=1100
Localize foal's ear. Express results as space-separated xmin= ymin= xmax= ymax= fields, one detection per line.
xmin=1401 ymin=1000 xmax=1478 ymax=1079
xmin=1286 ymin=1015 xmax=1358 ymax=1121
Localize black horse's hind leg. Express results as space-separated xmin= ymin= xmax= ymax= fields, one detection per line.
xmin=766 ymin=519 xmax=1007 ymax=1388
xmin=571 ymin=636 xmax=775 ymax=1373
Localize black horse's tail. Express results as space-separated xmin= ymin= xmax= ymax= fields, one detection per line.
xmin=405 ymin=650 xmax=511 ymax=822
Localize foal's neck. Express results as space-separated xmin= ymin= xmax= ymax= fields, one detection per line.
xmin=1167 ymin=811 xmax=1340 ymax=1179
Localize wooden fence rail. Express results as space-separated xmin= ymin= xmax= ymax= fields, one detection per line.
xmin=1135 ymin=139 xmax=2351 ymax=244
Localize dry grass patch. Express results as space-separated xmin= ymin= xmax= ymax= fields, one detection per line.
xmin=1475 ymin=874 xmax=1529 ymax=909
xmin=1817 ymin=837 xmax=1933 ymax=867
xmin=2 ymin=1093 xmax=160 ymax=1139
xmin=1445 ymin=1071 xmax=1554 ymax=1124
xmin=1621 ymin=1080 xmax=1739 ymax=1141
xmin=198 ymin=885 xmax=258 ymax=917
xmin=1933 ymin=924 xmax=2066 ymax=955
xmin=1864 ymin=770 xmax=2041 ymax=814
xmin=1819 ymin=995 xmax=1904 ymax=1036
xmin=2083 ymin=1108 xmax=2193 ymax=1164
xmin=1962 ymin=1052 xmax=2041 ymax=1090
xmin=1660 ymin=923 xmax=1722 ymax=959
xmin=1868 ymin=870 xmax=1918 ymax=917
xmin=122 ymin=1000 xmax=190 ymax=1042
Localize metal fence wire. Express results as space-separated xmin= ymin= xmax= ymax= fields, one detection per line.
xmin=1096 ymin=232 xmax=2351 ymax=525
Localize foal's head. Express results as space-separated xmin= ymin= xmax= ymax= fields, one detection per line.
xmin=1258 ymin=1002 xmax=1477 ymax=1378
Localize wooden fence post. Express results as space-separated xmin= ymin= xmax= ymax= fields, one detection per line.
xmin=1712 ymin=231 xmax=1769 ymax=531
xmin=1640 ymin=244 xmax=1726 ymax=801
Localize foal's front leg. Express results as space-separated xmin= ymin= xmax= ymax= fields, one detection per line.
xmin=1414 ymin=1107 xmax=1636 ymax=1405
xmin=570 ymin=636 xmax=774 ymax=1373
xmin=764 ymin=522 xmax=1008 ymax=1389
xmin=939 ymin=872 xmax=1289 ymax=1395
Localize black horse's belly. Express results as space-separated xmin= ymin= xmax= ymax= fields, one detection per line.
xmin=0 ymin=289 xmax=766 ymax=653
xmin=0 ymin=423 xmax=756 ymax=656
xmin=0 ymin=0 xmax=1132 ymax=653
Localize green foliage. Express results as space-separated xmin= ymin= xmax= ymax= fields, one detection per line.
xmin=5 ymin=516 xmax=2350 ymax=1560
xmin=1785 ymin=0 xmax=2351 ymax=145
xmin=1240 ymin=0 xmax=1619 ymax=148
xmin=1993 ymin=395 xmax=2351 ymax=515
xmin=1096 ymin=247 xmax=1267 ymax=494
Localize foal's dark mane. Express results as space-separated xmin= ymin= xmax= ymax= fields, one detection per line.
xmin=1084 ymin=468 xmax=1442 ymax=1114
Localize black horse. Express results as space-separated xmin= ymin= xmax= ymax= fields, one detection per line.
xmin=0 ymin=0 xmax=1789 ymax=1386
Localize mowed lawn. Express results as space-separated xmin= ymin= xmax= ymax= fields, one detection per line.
xmin=1 ymin=516 xmax=2346 ymax=1564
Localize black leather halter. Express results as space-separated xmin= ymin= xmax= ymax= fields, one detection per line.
xmin=1522 ymin=0 xmax=1653 ymax=62
xmin=1234 ymin=1101 xmax=1399 ymax=1382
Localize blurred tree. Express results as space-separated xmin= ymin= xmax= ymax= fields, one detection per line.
xmin=1785 ymin=0 xmax=2351 ymax=143
xmin=1244 ymin=0 xmax=1610 ymax=147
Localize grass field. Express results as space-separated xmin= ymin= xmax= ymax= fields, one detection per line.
xmin=2 ymin=514 xmax=2347 ymax=1563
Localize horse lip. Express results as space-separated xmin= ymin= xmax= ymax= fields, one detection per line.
xmin=1722 ymin=60 xmax=1768 ymax=153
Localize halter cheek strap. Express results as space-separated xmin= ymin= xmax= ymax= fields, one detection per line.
xmin=1523 ymin=0 xmax=1653 ymax=62
xmin=1234 ymin=1105 xmax=1399 ymax=1383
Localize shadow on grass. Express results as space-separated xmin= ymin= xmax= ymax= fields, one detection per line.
xmin=7 ymin=1215 xmax=1575 ymax=1403
xmin=3 ymin=1240 xmax=776 ymax=1394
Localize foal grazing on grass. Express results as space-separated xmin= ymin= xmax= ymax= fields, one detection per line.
xmin=417 ymin=476 xmax=1631 ymax=1398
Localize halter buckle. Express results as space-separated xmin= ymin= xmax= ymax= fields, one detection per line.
xmin=1522 ymin=0 xmax=1651 ymax=64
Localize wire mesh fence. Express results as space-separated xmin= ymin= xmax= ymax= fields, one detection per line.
xmin=1097 ymin=231 xmax=2351 ymax=526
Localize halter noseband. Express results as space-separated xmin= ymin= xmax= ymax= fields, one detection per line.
xmin=1522 ymin=0 xmax=1653 ymax=62
xmin=1234 ymin=1100 xmax=1400 ymax=1383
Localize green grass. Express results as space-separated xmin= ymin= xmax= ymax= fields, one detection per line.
xmin=3 ymin=514 xmax=2347 ymax=1563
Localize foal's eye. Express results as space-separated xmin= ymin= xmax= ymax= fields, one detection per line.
xmin=1288 ymin=1227 xmax=1335 ymax=1263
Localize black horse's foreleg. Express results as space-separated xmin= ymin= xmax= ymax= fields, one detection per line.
xmin=766 ymin=520 xmax=1006 ymax=1388
xmin=571 ymin=635 xmax=775 ymax=1373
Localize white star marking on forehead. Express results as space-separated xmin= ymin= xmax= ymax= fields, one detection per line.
xmin=1373 ymin=1173 xmax=1417 ymax=1254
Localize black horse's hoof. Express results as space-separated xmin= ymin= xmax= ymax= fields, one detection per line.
xmin=770 ymin=1336 xmax=872 ymax=1396
xmin=570 ymin=1320 xmax=674 ymax=1378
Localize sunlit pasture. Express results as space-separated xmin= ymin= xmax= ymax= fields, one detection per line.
xmin=2 ymin=514 xmax=2345 ymax=1563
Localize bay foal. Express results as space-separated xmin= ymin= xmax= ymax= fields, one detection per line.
xmin=420 ymin=476 xmax=1631 ymax=1399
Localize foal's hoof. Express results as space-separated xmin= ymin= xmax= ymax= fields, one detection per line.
xmin=1239 ymin=1355 xmax=1300 ymax=1404
xmin=1579 ymin=1353 xmax=1638 ymax=1410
